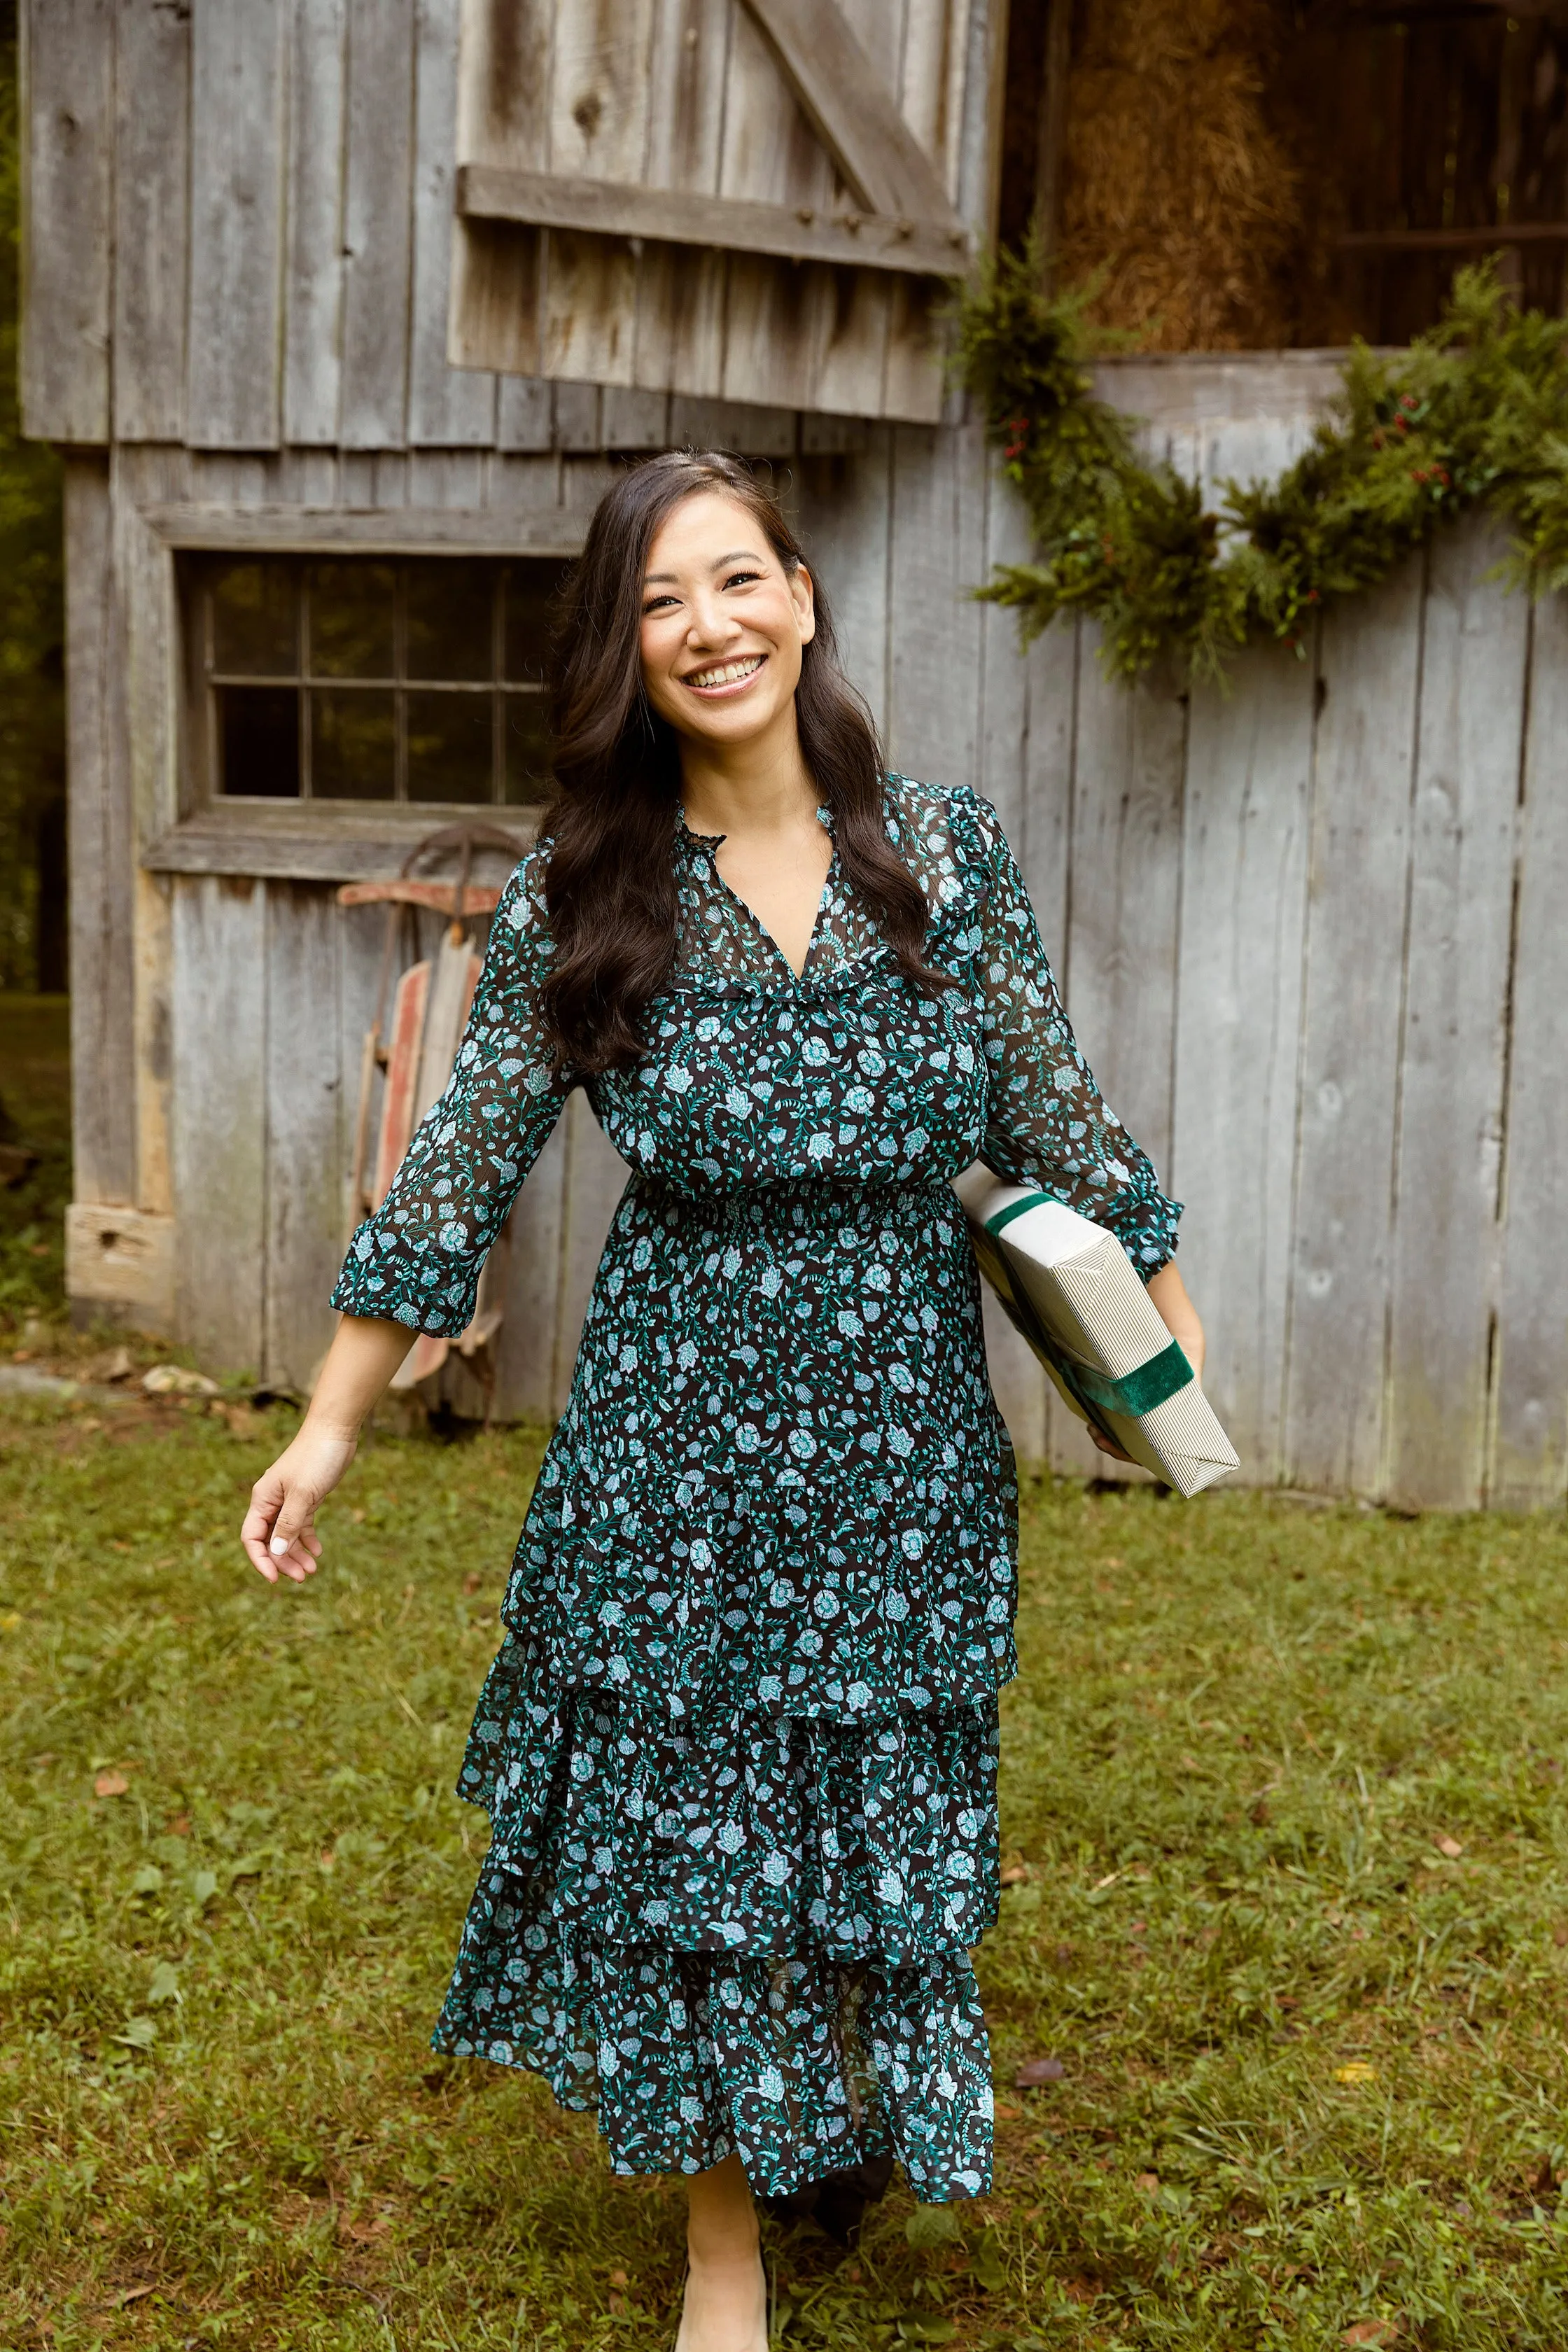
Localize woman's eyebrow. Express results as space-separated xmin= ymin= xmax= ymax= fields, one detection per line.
xmin=642 ymin=548 xmax=764 ymax=584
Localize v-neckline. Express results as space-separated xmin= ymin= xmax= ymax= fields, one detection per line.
xmin=680 ymin=809 xmax=836 ymax=983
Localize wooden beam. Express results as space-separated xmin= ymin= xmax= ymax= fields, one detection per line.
xmin=741 ymin=0 xmax=962 ymax=232
xmin=140 ymin=503 xmax=589 ymax=558
xmin=1336 ymin=223 xmax=1568 ymax=249
xmin=1035 ymin=0 xmax=1072 ymax=282
xmin=143 ymin=804 xmax=543 ymax=886
xmin=743 ymin=0 xmax=963 ymax=229
xmin=457 ymin=162 xmax=967 ymax=276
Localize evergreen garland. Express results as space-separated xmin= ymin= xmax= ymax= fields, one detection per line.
xmin=953 ymin=248 xmax=1568 ymax=682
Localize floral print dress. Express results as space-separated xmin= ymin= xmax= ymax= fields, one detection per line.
xmin=332 ymin=774 xmax=1180 ymax=2202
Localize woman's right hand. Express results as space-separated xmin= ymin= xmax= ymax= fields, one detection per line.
xmin=238 ymin=1313 xmax=415 ymax=1586
xmin=241 ymin=1422 xmax=358 ymax=1583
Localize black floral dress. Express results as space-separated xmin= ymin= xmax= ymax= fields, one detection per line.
xmin=332 ymin=774 xmax=1180 ymax=2202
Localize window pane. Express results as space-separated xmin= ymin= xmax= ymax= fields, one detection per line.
xmin=503 ymin=692 xmax=552 ymax=804
xmin=503 ymin=562 xmax=566 ymax=683
xmin=311 ymin=688 xmax=396 ymax=799
xmin=211 ymin=563 xmax=297 ymax=676
xmin=406 ymin=690 xmax=495 ymax=805
xmin=218 ymin=686 xmax=300 ymax=796
xmin=407 ymin=563 xmax=493 ymax=682
xmin=307 ymin=563 xmax=395 ymax=678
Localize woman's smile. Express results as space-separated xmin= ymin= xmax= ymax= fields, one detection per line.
xmin=680 ymin=652 xmax=767 ymax=696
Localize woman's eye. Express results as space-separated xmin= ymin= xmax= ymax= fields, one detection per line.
xmin=722 ymin=570 xmax=762 ymax=591
xmin=642 ymin=594 xmax=679 ymax=614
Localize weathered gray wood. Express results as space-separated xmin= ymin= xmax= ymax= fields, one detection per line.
xmin=188 ymin=6 xmax=286 ymax=449
xmin=1174 ymin=644 xmax=1316 ymax=1488
xmin=284 ymin=0 xmax=349 ymax=447
xmin=144 ymin=805 xmax=542 ymax=887
xmin=142 ymin=503 xmax=588 ymax=556
xmin=1048 ymin=637 xmax=1186 ymax=1482
xmin=1284 ymin=567 xmax=1424 ymax=1496
xmin=459 ymin=161 xmax=967 ymax=276
xmin=1386 ymin=524 xmax=1527 ymax=1508
xmin=113 ymin=0 xmax=191 ymax=442
xmin=666 ymin=396 xmax=795 ymax=455
xmin=1492 ymin=592 xmax=1568 ymax=1508
xmin=263 ymin=885 xmax=345 ymax=1391
xmin=410 ymin=0 xmax=496 ymax=444
xmin=552 ymin=381 xmax=604 ymax=450
xmin=718 ymin=0 xmax=836 ymax=411
xmin=64 ymin=458 xmax=137 ymax=1205
xmin=973 ymin=458 xmax=1047 ymax=1460
xmin=342 ymin=0 xmax=417 ymax=449
xmin=886 ymin=423 xmax=987 ymax=786
xmin=603 ymin=386 xmax=671 ymax=447
xmin=171 ymin=874 xmax=267 ymax=1373
xmin=795 ymin=431 xmax=893 ymax=730
xmin=744 ymin=0 xmax=962 ymax=228
xmin=634 ymin=0 xmax=732 ymax=398
xmin=496 ymin=378 xmax=557 ymax=450
xmin=538 ymin=0 xmax=656 ymax=388
xmin=20 ymin=0 xmax=114 ymax=443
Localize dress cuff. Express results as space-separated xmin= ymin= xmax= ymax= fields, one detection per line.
xmin=330 ymin=1223 xmax=479 ymax=1337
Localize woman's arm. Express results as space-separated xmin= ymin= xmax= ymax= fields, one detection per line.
xmin=239 ymin=1314 xmax=415 ymax=1583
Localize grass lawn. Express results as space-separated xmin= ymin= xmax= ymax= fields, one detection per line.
xmin=5 ymin=1402 xmax=1568 ymax=2350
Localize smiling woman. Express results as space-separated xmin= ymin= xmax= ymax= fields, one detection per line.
xmin=240 ymin=449 xmax=1203 ymax=2352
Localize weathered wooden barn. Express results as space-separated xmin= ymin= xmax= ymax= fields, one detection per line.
xmin=20 ymin=0 xmax=1568 ymax=1512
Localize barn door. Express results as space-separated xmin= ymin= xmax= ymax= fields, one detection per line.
xmin=448 ymin=0 xmax=1000 ymax=422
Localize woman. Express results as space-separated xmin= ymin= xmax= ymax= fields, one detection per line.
xmin=241 ymin=450 xmax=1203 ymax=2351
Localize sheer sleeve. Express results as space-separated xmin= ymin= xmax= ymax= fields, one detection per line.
xmin=965 ymin=797 xmax=1181 ymax=1278
xmin=330 ymin=854 xmax=573 ymax=1335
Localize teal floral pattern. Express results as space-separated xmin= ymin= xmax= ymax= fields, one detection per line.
xmin=332 ymin=774 xmax=1179 ymax=2200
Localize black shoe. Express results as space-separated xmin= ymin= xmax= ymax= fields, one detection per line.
xmin=755 ymin=2155 xmax=896 ymax=2248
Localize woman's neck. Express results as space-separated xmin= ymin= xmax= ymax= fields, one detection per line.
xmin=678 ymin=708 xmax=817 ymax=843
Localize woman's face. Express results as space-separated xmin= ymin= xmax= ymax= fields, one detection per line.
xmin=638 ymin=490 xmax=816 ymax=751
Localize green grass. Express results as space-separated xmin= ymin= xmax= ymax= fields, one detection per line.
xmin=0 ymin=992 xmax=69 ymax=1334
xmin=4 ymin=1401 xmax=1568 ymax=2350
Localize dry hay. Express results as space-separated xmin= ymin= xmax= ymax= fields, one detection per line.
xmin=1056 ymin=0 xmax=1305 ymax=351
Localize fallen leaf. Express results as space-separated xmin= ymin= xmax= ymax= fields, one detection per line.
xmin=114 ymin=2286 xmax=157 ymax=2306
xmin=1135 ymin=2172 xmax=1160 ymax=2193
xmin=994 ymin=2099 xmax=1021 ymax=2120
xmin=147 ymin=1961 xmax=180 ymax=2006
xmin=1334 ymin=2062 xmax=1378 ymax=2084
xmin=607 ymin=2293 xmax=627 ymax=2315
xmin=462 ymin=1569 xmax=482 ymax=1594
xmin=608 ymin=2269 xmax=629 ymax=2288
xmin=103 ymin=1348 xmax=134 ymax=1383
xmin=1434 ymin=1833 xmax=1464 ymax=1858
xmin=1341 ymin=2324 xmax=1399 ymax=2347
xmin=1016 ymin=2056 xmax=1065 ymax=2087
xmin=1531 ymin=2153 xmax=1558 ymax=2197
xmin=94 ymin=1770 xmax=129 ymax=1798
xmin=351 ymin=1506 xmax=367 ymax=1523
xmin=1000 ymin=1863 xmax=1030 ymax=1886
xmin=167 ymin=1814 xmax=191 ymax=1835
xmin=319 ymin=1847 xmax=336 ymax=1869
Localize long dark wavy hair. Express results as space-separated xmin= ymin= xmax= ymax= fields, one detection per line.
xmin=537 ymin=449 xmax=946 ymax=1072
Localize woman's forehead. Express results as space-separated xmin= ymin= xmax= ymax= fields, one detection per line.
xmin=644 ymin=489 xmax=773 ymax=579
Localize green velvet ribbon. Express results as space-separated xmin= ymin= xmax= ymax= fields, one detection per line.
xmin=981 ymin=1190 xmax=1194 ymax=1424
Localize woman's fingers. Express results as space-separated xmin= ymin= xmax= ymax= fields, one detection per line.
xmin=241 ymin=1462 xmax=322 ymax=1583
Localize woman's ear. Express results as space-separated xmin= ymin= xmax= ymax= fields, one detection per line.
xmin=790 ymin=561 xmax=817 ymax=645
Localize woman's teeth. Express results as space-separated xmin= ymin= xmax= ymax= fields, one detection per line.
xmin=686 ymin=655 xmax=763 ymax=689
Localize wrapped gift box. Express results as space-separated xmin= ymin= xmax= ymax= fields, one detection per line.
xmin=953 ymin=1163 xmax=1239 ymax=1499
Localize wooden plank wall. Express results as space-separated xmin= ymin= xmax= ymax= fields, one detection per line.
xmin=137 ymin=419 xmax=1567 ymax=1513
xmin=22 ymin=0 xmax=1001 ymax=447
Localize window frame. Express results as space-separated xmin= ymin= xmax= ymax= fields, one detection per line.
xmin=139 ymin=505 xmax=587 ymax=885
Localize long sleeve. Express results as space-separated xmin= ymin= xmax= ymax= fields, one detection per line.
xmin=331 ymin=855 xmax=573 ymax=1334
xmin=967 ymin=798 xmax=1181 ymax=1278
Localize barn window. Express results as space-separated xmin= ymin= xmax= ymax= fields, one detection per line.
xmin=183 ymin=556 xmax=564 ymax=807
